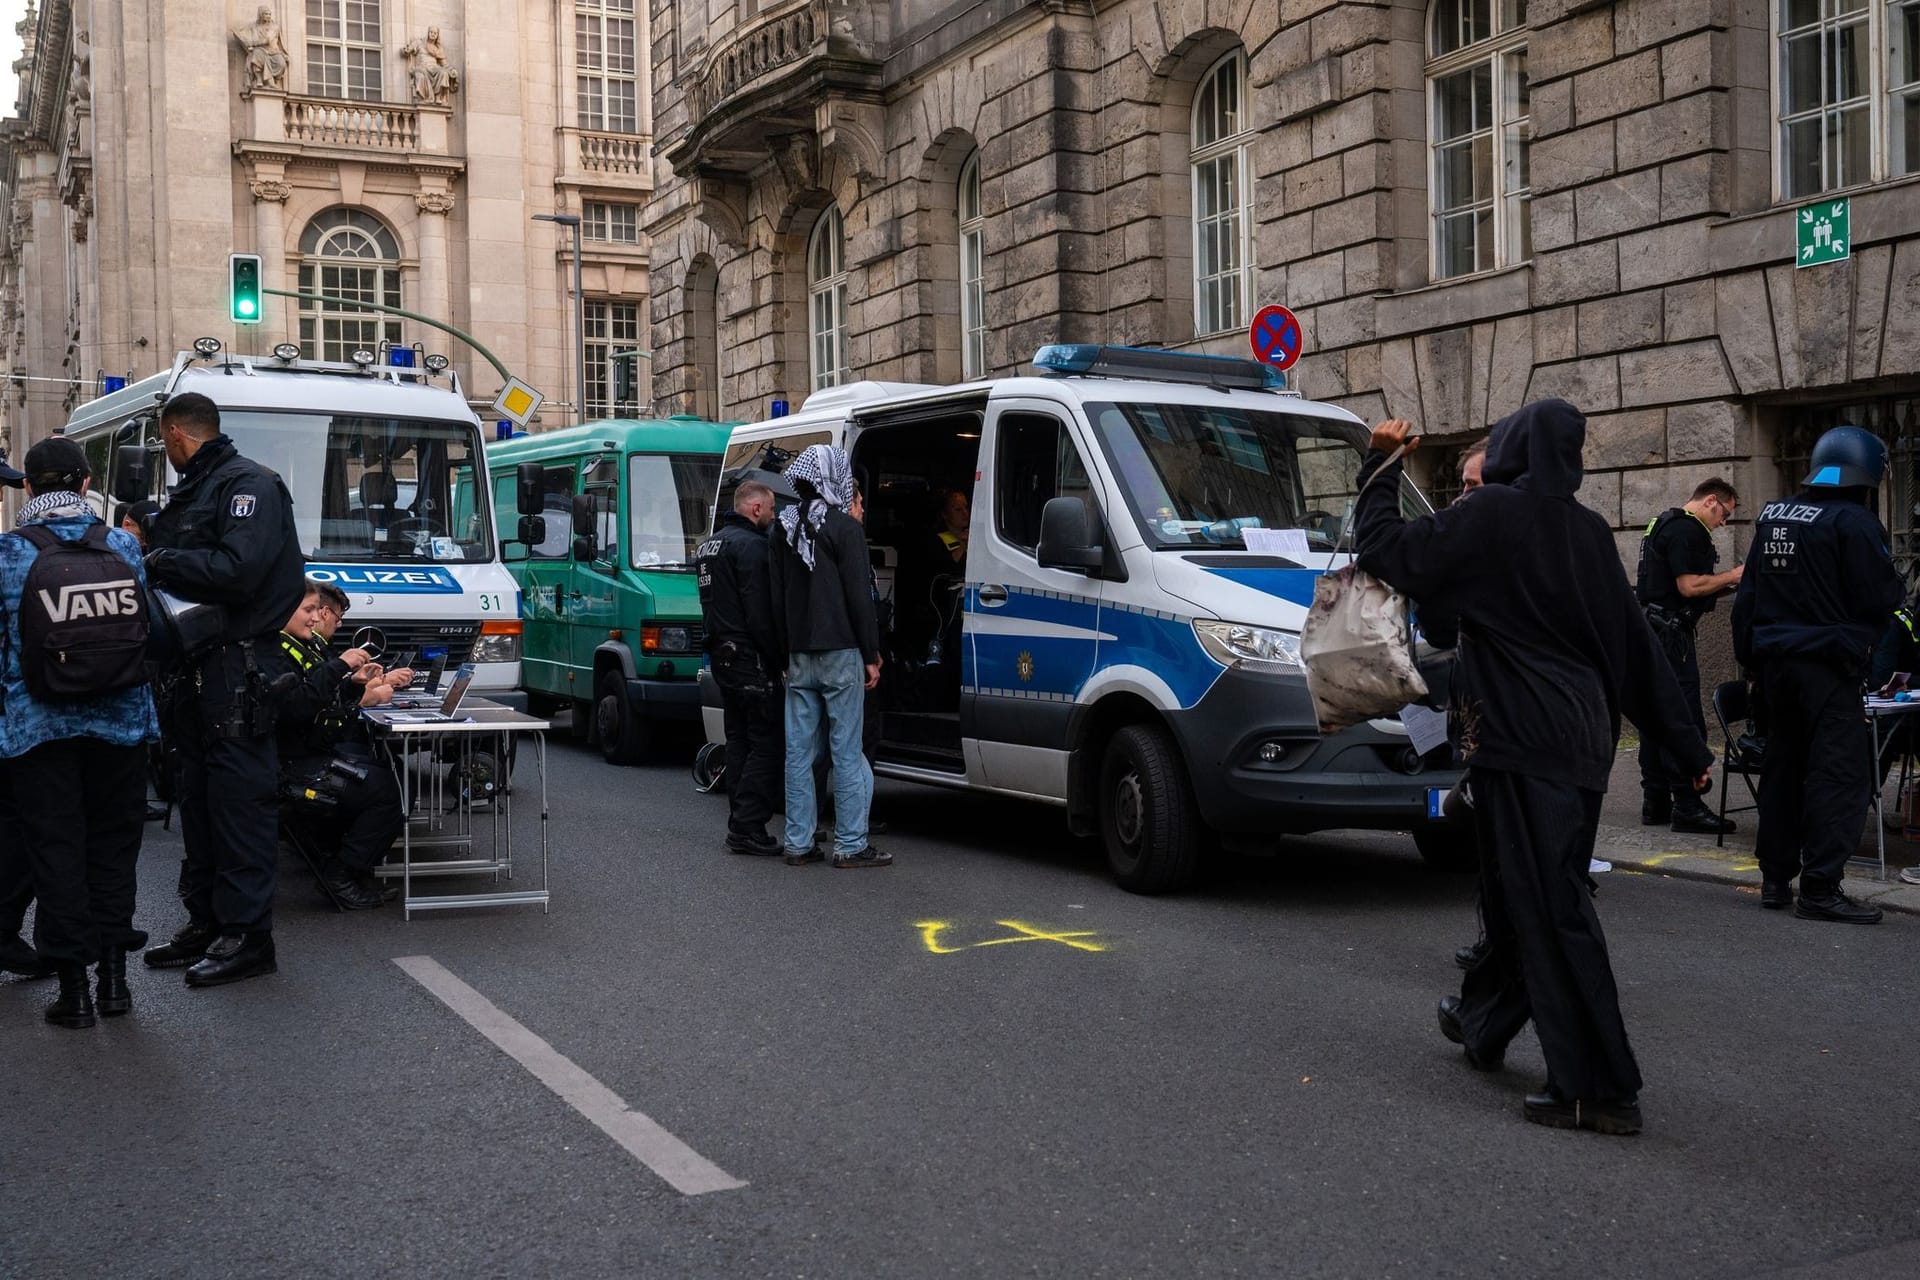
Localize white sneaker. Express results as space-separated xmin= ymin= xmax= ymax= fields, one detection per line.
xmin=1899 ymin=865 xmax=1920 ymax=886
xmin=1589 ymin=859 xmax=1613 ymax=875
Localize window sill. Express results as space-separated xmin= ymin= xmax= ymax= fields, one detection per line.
xmin=1708 ymin=173 xmax=1920 ymax=274
xmin=1374 ymin=262 xmax=1533 ymax=340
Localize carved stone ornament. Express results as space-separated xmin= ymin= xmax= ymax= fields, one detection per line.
xmin=401 ymin=28 xmax=460 ymax=106
xmin=234 ymin=7 xmax=291 ymax=94
xmin=249 ymin=178 xmax=293 ymax=203
xmin=415 ymin=190 xmax=456 ymax=215
xmin=71 ymin=193 xmax=92 ymax=242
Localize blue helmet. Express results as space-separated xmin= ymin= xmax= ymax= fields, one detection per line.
xmin=1803 ymin=424 xmax=1887 ymax=489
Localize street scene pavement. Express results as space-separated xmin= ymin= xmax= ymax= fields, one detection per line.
xmin=4 ymin=737 xmax=1916 ymax=1279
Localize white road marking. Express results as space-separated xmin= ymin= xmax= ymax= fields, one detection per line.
xmin=394 ymin=955 xmax=747 ymax=1196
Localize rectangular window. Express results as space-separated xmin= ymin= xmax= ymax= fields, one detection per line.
xmin=583 ymin=201 xmax=641 ymax=243
xmin=306 ymin=0 xmax=383 ymax=101
xmin=1191 ymin=151 xmax=1248 ymax=336
xmin=584 ymin=299 xmax=642 ymax=418
xmin=531 ymin=465 xmax=578 ymax=559
xmin=1777 ymin=0 xmax=1919 ymax=195
xmin=1429 ymin=51 xmax=1529 ymax=279
xmin=960 ymin=226 xmax=986 ymax=379
xmin=298 ymin=262 xmax=402 ymax=361
xmin=995 ymin=413 xmax=1094 ymax=555
xmin=578 ymin=0 xmax=641 ymax=133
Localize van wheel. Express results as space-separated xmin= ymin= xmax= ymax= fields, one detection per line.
xmin=1413 ymin=827 xmax=1477 ymax=873
xmin=595 ymin=672 xmax=647 ymax=765
xmin=1099 ymin=724 xmax=1202 ymax=894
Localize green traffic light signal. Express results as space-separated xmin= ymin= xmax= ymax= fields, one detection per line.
xmin=229 ymin=253 xmax=262 ymax=325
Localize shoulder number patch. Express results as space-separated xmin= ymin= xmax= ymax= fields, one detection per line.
xmin=231 ymin=494 xmax=257 ymax=518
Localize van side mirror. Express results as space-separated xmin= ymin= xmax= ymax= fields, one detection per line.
xmin=516 ymin=462 xmax=543 ymax=517
xmin=113 ymin=445 xmax=152 ymax=503
xmin=570 ymin=492 xmax=594 ymax=539
xmin=1036 ymin=496 xmax=1104 ymax=573
xmin=517 ymin=514 xmax=546 ymax=547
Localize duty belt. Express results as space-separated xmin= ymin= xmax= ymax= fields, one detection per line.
xmin=1644 ymin=603 xmax=1696 ymax=633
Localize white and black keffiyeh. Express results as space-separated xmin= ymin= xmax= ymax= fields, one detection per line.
xmin=17 ymin=491 xmax=90 ymax=526
xmin=777 ymin=443 xmax=855 ymax=570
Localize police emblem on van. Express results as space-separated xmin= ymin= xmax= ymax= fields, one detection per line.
xmin=231 ymin=494 xmax=256 ymax=517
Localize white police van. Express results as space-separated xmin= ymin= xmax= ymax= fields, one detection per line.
xmin=61 ymin=339 xmax=523 ymax=698
xmin=705 ymin=345 xmax=1463 ymax=892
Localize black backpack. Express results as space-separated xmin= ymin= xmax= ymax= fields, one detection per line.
xmin=14 ymin=523 xmax=150 ymax=700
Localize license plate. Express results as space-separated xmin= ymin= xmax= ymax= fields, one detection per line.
xmin=1427 ymin=788 xmax=1447 ymax=821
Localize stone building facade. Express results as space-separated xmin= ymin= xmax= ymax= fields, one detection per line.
xmin=645 ymin=0 xmax=1920 ymax=653
xmin=0 ymin=0 xmax=659 ymax=460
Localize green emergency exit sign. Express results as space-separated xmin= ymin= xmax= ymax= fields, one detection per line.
xmin=1796 ymin=197 xmax=1850 ymax=268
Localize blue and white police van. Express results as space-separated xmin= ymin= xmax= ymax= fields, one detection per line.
xmin=61 ymin=340 xmax=523 ymax=700
xmin=704 ymin=345 xmax=1463 ymax=892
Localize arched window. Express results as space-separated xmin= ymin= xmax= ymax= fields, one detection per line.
xmin=1426 ymin=1 xmax=1531 ymax=281
xmin=959 ymin=153 xmax=987 ymax=379
xmin=808 ymin=206 xmax=848 ymax=391
xmin=298 ymin=208 xmax=403 ymax=361
xmin=1190 ymin=51 xmax=1252 ymax=336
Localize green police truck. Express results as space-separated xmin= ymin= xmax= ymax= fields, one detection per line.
xmin=488 ymin=417 xmax=733 ymax=763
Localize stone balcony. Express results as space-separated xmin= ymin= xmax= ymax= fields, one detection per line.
xmin=234 ymin=88 xmax=454 ymax=160
xmin=558 ymin=127 xmax=654 ymax=190
xmin=663 ymin=0 xmax=886 ymax=179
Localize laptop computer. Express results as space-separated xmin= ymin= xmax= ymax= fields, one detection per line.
xmin=384 ymin=663 xmax=476 ymax=722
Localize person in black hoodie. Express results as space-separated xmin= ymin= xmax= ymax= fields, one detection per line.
xmin=1354 ymin=400 xmax=1712 ymax=1137
xmin=140 ymin=392 xmax=307 ymax=987
xmin=768 ymin=444 xmax=888 ymax=869
xmin=697 ymin=481 xmax=784 ymax=856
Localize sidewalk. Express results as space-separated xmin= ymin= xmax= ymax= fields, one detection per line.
xmin=1593 ymin=749 xmax=1920 ymax=918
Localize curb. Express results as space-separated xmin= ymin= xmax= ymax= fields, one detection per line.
xmin=1594 ymin=836 xmax=1920 ymax=918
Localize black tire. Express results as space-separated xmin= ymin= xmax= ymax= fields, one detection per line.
xmin=594 ymin=672 xmax=648 ymax=765
xmin=1098 ymin=724 xmax=1203 ymax=894
xmin=692 ymin=741 xmax=727 ymax=793
xmin=1413 ymin=826 xmax=1478 ymax=872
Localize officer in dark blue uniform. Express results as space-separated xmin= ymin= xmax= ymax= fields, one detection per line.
xmin=140 ymin=392 xmax=307 ymax=984
xmin=1732 ymin=425 xmax=1904 ymax=924
xmin=696 ymin=480 xmax=783 ymax=855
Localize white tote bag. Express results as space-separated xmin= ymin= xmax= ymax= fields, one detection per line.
xmin=1298 ymin=445 xmax=1428 ymax=733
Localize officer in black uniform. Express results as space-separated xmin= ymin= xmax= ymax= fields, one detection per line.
xmin=140 ymin=392 xmax=306 ymax=984
xmin=266 ymin=580 xmax=406 ymax=910
xmin=1636 ymin=477 xmax=1744 ymax=833
xmin=1732 ymin=425 xmax=1904 ymax=924
xmin=697 ymin=480 xmax=784 ymax=855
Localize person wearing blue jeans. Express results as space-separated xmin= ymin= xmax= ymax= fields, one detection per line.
xmin=769 ymin=444 xmax=889 ymax=868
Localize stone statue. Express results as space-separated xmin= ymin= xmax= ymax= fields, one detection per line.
xmin=67 ymin=32 xmax=90 ymax=111
xmin=402 ymin=27 xmax=460 ymax=105
xmin=234 ymin=7 xmax=290 ymax=93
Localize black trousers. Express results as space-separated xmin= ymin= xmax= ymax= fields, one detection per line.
xmin=284 ymin=751 xmax=405 ymax=872
xmin=172 ymin=643 xmax=281 ymax=936
xmin=1453 ymin=767 xmax=1641 ymax=1102
xmin=0 ymin=758 xmax=31 ymax=942
xmin=713 ymin=649 xmax=781 ymax=836
xmin=1754 ymin=658 xmax=1871 ymax=894
xmin=11 ymin=738 xmax=146 ymax=966
xmin=1638 ymin=622 xmax=1706 ymax=806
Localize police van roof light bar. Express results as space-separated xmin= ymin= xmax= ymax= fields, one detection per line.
xmin=1032 ymin=344 xmax=1286 ymax=392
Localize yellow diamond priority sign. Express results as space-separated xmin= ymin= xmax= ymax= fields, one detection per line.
xmin=492 ymin=377 xmax=545 ymax=427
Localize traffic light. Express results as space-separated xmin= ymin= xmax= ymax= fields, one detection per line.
xmin=612 ymin=352 xmax=636 ymax=405
xmin=229 ymin=253 xmax=262 ymax=324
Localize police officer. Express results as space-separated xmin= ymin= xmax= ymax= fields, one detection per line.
xmin=141 ymin=392 xmax=306 ymax=984
xmin=697 ymin=480 xmax=783 ymax=855
xmin=1732 ymin=425 xmax=1904 ymax=924
xmin=1636 ymin=477 xmax=1744 ymax=833
xmin=266 ymin=580 xmax=406 ymax=910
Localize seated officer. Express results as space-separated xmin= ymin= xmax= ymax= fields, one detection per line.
xmin=266 ymin=582 xmax=409 ymax=910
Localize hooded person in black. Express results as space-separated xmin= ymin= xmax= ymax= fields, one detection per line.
xmin=1353 ymin=399 xmax=1712 ymax=1136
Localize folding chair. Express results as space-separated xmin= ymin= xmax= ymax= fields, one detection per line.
xmin=1710 ymin=680 xmax=1763 ymax=848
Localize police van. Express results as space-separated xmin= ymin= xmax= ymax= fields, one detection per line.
xmin=704 ymin=345 xmax=1463 ymax=893
xmin=61 ymin=339 xmax=524 ymax=698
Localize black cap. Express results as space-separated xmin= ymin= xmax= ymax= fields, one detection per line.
xmin=23 ymin=435 xmax=89 ymax=489
xmin=0 ymin=452 xmax=21 ymax=489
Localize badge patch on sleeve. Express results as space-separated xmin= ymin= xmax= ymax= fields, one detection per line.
xmin=231 ymin=494 xmax=257 ymax=518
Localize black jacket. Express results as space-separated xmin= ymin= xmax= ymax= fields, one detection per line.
xmin=696 ymin=513 xmax=780 ymax=664
xmin=1354 ymin=399 xmax=1711 ymax=792
xmin=768 ymin=507 xmax=880 ymax=663
xmin=1731 ymin=489 xmax=1903 ymax=675
xmin=147 ymin=435 xmax=306 ymax=646
xmin=260 ymin=629 xmax=358 ymax=762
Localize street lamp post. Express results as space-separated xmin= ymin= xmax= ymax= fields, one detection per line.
xmin=533 ymin=212 xmax=585 ymax=425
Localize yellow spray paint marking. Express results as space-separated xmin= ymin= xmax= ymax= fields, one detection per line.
xmin=914 ymin=920 xmax=1108 ymax=955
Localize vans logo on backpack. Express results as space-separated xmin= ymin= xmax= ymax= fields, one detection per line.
xmin=34 ymin=579 xmax=140 ymax=623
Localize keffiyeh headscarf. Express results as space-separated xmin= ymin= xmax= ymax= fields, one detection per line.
xmin=778 ymin=443 xmax=855 ymax=570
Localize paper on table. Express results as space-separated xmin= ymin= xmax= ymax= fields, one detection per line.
xmin=1243 ymin=527 xmax=1312 ymax=560
xmin=1398 ymin=703 xmax=1450 ymax=756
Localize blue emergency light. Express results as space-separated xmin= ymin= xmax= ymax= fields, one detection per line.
xmin=1032 ymin=344 xmax=1287 ymax=391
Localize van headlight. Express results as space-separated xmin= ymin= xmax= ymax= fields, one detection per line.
xmin=470 ymin=621 xmax=522 ymax=664
xmin=1193 ymin=620 xmax=1303 ymax=670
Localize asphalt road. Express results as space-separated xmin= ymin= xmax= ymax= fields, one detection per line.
xmin=4 ymin=737 xmax=1917 ymax=1279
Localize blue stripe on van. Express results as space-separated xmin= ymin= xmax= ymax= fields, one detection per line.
xmin=1192 ymin=566 xmax=1322 ymax=606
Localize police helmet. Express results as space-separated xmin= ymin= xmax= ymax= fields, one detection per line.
xmin=1802 ymin=424 xmax=1887 ymax=489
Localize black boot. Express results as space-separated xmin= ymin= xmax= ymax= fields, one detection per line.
xmin=46 ymin=964 xmax=96 ymax=1029
xmin=1640 ymin=794 xmax=1671 ymax=826
xmin=95 ymin=947 xmax=131 ymax=1017
xmin=1670 ymin=804 xmax=1734 ymax=835
xmin=144 ymin=922 xmax=216 ymax=969
xmin=185 ymin=933 xmax=277 ymax=988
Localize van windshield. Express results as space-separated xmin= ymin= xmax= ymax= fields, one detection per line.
xmin=219 ymin=411 xmax=493 ymax=563
xmin=629 ymin=453 xmax=722 ymax=570
xmin=1086 ymin=401 xmax=1405 ymax=551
